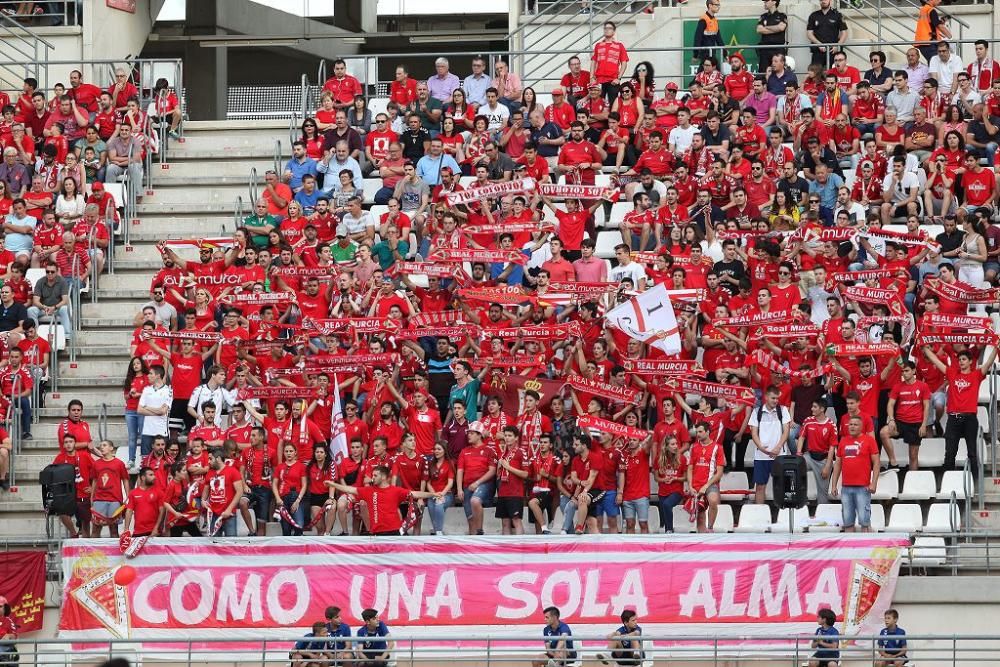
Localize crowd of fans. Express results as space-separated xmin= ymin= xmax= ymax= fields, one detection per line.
xmin=31 ymin=21 xmax=1000 ymax=540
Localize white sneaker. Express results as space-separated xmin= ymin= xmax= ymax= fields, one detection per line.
xmin=560 ymin=529 xmax=569 ymax=535
xmin=541 ymin=526 xmax=551 ymax=534
xmin=435 ymin=530 xmax=444 ymax=536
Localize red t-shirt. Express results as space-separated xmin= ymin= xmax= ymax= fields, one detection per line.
xmin=403 ymin=406 xmax=442 ymax=456
xmin=889 ymin=380 xmax=931 ymax=423
xmin=125 ymin=485 xmax=161 ymax=534
xmin=275 ymin=460 xmax=306 ymax=497
xmin=91 ymin=457 xmax=128 ymax=503
xmin=496 ymin=445 xmax=532 ymax=498
xmin=620 ymin=447 xmax=651 ymax=501
xmin=686 ymin=440 xmax=725 ymax=489
xmin=800 ymin=417 xmax=838 ymax=456
xmin=391 ymin=452 xmax=428 ymax=491
xmin=457 ymin=444 xmax=495 ymax=485
xmin=356 ymin=484 xmax=409 ymax=533
xmin=204 ymin=465 xmax=242 ymax=514
xmin=836 ymin=434 xmax=878 ymax=487
xmin=946 ymin=365 xmax=984 ymax=414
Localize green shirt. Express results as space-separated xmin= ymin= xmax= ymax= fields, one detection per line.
xmin=331 ymin=240 xmax=358 ymax=264
xmin=243 ymin=213 xmax=278 ymax=247
xmin=370 ymin=239 xmax=410 ymax=270
xmin=416 ymin=97 xmax=443 ymax=132
xmin=448 ymin=377 xmax=481 ymax=421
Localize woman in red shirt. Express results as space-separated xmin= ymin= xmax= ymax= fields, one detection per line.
xmin=315 ymin=92 xmax=338 ymax=132
xmin=334 ymin=440 xmax=366 ymax=535
xmin=300 ymin=119 xmax=325 ymax=160
xmin=445 ymin=89 xmax=476 ymax=132
xmin=555 ymin=448 xmax=578 ymax=533
xmin=305 ymin=444 xmax=335 ymax=535
xmin=273 ymin=443 xmax=307 ymax=536
xmin=0 ymin=181 xmax=11 ymax=217
xmin=611 ymin=83 xmax=643 ymax=133
xmin=654 ymin=436 xmax=687 ymax=533
xmin=438 ymin=117 xmax=466 ymax=163
xmin=123 ymin=356 xmax=150 ymax=468
xmin=462 ymin=115 xmax=491 ymax=174
xmin=181 ymin=288 xmax=217 ymax=334
xmin=425 ymin=442 xmax=455 ymax=536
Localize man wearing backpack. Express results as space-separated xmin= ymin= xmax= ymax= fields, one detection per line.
xmin=750 ymin=385 xmax=791 ymax=504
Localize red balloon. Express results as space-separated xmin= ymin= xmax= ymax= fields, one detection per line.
xmin=114 ymin=565 xmax=136 ymax=586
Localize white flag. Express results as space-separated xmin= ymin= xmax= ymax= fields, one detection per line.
xmin=604 ymin=283 xmax=683 ymax=354
xmin=329 ymin=373 xmax=349 ymax=463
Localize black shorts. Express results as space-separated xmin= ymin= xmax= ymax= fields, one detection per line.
xmin=528 ymin=491 xmax=553 ymax=524
xmin=307 ymin=491 xmax=329 ymax=507
xmin=586 ymin=489 xmax=607 ymax=518
xmin=612 ymin=649 xmax=643 ymax=666
xmin=896 ymin=420 xmax=922 ymax=446
xmin=495 ymin=496 xmax=524 ymax=520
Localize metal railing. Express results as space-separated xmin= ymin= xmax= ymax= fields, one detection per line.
xmin=0 ymin=9 xmax=53 ymax=93
xmin=248 ymin=166 xmax=259 ymax=206
xmin=67 ymin=253 xmax=81 ymax=364
xmin=5 ymin=632 xmax=1000 ymax=666
xmin=45 ymin=321 xmax=58 ymax=394
xmin=98 ymin=402 xmax=108 ymax=443
xmin=7 ymin=371 xmax=22 ymax=490
xmin=86 ymin=220 xmax=102 ymax=304
xmin=233 ymin=195 xmax=244 ymax=233
xmin=0 ymin=1 xmax=79 ymax=26
xmin=104 ymin=202 xmax=116 ymax=276
xmin=272 ymin=138 xmax=282 ymax=175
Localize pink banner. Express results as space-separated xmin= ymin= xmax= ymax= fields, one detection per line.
xmin=59 ymin=536 xmax=906 ymax=642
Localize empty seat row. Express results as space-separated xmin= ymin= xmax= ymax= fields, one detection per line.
xmin=727 ymin=502 xmax=960 ymax=533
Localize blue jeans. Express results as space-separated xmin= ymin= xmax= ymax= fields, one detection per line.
xmin=139 ymin=434 xmax=157 ymax=457
xmin=14 ymin=396 xmax=31 ymax=436
xmin=280 ymin=491 xmax=305 ymax=536
xmin=462 ymin=482 xmax=494 ymax=519
xmin=210 ymin=513 xmax=237 ymax=537
xmin=427 ymin=492 xmax=454 ymax=533
xmin=125 ymin=410 xmax=143 ymax=462
xmin=559 ymin=495 xmax=577 ymax=532
xmin=787 ymin=422 xmax=801 ymax=454
xmin=841 ymin=486 xmax=871 ymax=528
xmin=27 ymin=304 xmax=73 ymax=338
xmin=374 ymin=186 xmax=395 ymax=205
xmin=658 ymin=492 xmax=684 ymax=532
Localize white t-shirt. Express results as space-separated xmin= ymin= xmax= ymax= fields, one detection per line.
xmin=610 ymin=261 xmax=647 ymax=287
xmin=882 ymin=171 xmax=919 ymax=204
xmin=139 ymin=383 xmax=173 ymax=436
xmin=750 ymin=403 xmax=791 ymax=461
xmin=668 ymin=125 xmax=699 ymax=153
xmin=481 ymin=103 xmax=510 ymax=132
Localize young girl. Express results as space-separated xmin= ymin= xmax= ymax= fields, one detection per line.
xmin=305 ymin=443 xmax=335 ymax=535
xmin=425 ymin=442 xmax=454 ymax=536
xmin=122 ymin=356 xmax=149 ymax=469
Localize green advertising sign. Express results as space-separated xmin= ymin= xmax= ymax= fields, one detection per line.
xmin=683 ymin=18 xmax=762 ymax=74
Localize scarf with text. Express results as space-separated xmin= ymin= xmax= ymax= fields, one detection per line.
xmin=751 ymin=349 xmax=832 ymax=380
xmin=660 ymin=376 xmax=756 ymax=404
xmin=564 ymin=375 xmax=641 ymax=403
xmin=840 ymin=284 xmax=906 ymax=316
xmin=430 ymin=247 xmax=528 ymax=265
xmin=140 ymin=330 xmax=222 ymax=343
xmin=621 ymin=358 xmax=703 ymax=375
xmin=923 ymin=277 xmax=1000 ymax=304
xmin=576 ymin=415 xmax=651 ymax=442
xmin=444 ymin=177 xmax=536 ymax=206
xmin=921 ymin=312 xmax=994 ymax=331
xmin=483 ymin=321 xmax=582 ymax=341
xmin=824 ymin=342 xmax=900 ymax=357
xmin=236 ymin=386 xmax=321 ymax=401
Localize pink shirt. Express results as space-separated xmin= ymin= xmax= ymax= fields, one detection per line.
xmin=572 ymin=256 xmax=607 ymax=282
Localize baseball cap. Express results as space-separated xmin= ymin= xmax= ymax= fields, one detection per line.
xmin=551 ymin=87 xmax=565 ymax=95
xmin=665 ymin=82 xmax=679 ymax=91
xmin=468 ymin=421 xmax=484 ymax=434
xmin=91 ymin=181 xmax=104 ymax=191
xmin=588 ymin=81 xmax=601 ymax=90
xmin=335 ymin=223 xmax=348 ymax=238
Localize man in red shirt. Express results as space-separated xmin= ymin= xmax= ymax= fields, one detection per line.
xmin=958 ymin=153 xmax=997 ymax=223
xmin=456 ymin=423 xmax=497 ymax=535
xmin=685 ymin=422 xmax=725 ymax=533
xmin=495 ymin=425 xmax=531 ymax=535
xmin=390 ymin=386 xmax=442 ymax=456
xmin=328 ymin=465 xmax=441 ymax=536
xmin=830 ymin=415 xmax=879 ymax=532
xmin=796 ymin=398 xmax=838 ymax=504
xmin=52 ymin=434 xmax=93 ymax=537
xmin=923 ymin=345 xmax=997 ymax=473
xmin=569 ymin=433 xmax=604 ymax=534
xmin=124 ymin=466 xmax=164 ymax=537
xmin=540 ymin=238 xmax=576 ymax=282
xmin=107 ymin=68 xmax=139 ymax=111
xmin=620 ymin=436 xmax=652 ymax=534
xmin=724 ymin=53 xmax=754 ymax=101
xmin=881 ymin=361 xmax=932 ymax=470
xmin=590 ymin=21 xmax=629 ymax=103
xmin=557 ymin=122 xmax=602 ymax=186
xmin=559 ymin=56 xmax=592 ymax=104
xmin=68 ymin=70 xmax=102 ymax=115
xmin=322 ymin=59 xmax=363 ymax=110
xmin=628 ymin=130 xmax=673 ymax=177
xmin=57 ymin=400 xmax=94 ymax=453
xmin=544 ymin=88 xmax=576 ymax=129
xmin=202 ymin=447 xmax=245 ymax=536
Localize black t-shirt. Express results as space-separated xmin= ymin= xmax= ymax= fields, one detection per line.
xmin=0 ymin=301 xmax=27 ymax=332
xmin=863 ymin=67 xmax=894 ymax=89
xmin=778 ymin=176 xmax=809 ymax=206
xmin=790 ymin=382 xmax=826 ymax=425
xmin=700 ymin=124 xmax=733 ymax=149
xmin=806 ymin=8 xmax=847 ymax=44
xmin=713 ymin=259 xmax=747 ymax=295
xmin=399 ymin=128 xmax=431 ymax=161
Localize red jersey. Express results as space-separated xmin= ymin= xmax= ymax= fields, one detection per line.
xmin=591 ymin=40 xmax=629 ymax=83
xmin=836 ymin=434 xmax=877 ymax=487
xmin=946 ymin=365 xmax=983 ymax=413
xmin=204 ymin=465 xmax=242 ymax=514
xmin=495 ymin=444 xmax=532 ymax=497
xmin=391 ymin=452 xmax=428 ymax=491
xmin=889 ymin=380 xmax=931 ymax=423
xmin=91 ymin=457 xmax=128 ymax=503
xmin=125 ymin=485 xmax=161 ymax=534
xmin=356 ymin=485 xmax=409 ymax=533
xmin=724 ymin=71 xmax=754 ymax=101
xmin=800 ymin=417 xmax=838 ymax=456
xmin=275 ymin=460 xmax=306 ymax=497
xmin=619 ymin=446 xmax=651 ymax=501
xmin=57 ymin=418 xmax=92 ymax=447
xmin=686 ymin=440 xmax=725 ymax=489
xmin=457 ymin=444 xmax=496 ymax=485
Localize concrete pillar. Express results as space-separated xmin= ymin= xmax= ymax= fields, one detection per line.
xmin=184 ymin=0 xmax=228 ymax=121
xmin=334 ymin=0 xmax=376 ymax=34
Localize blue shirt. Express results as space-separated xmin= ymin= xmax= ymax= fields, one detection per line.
xmin=813 ymin=625 xmax=840 ymax=660
xmin=878 ymin=626 xmax=907 ymax=654
xmin=416 ymin=154 xmax=461 ymax=186
xmin=530 ymin=122 xmax=565 ymax=158
xmin=543 ymin=621 xmax=576 ymax=658
xmin=463 ymin=73 xmax=492 ymax=107
xmin=326 ymin=621 xmax=352 ymax=651
xmin=4 ymin=213 xmax=36 ymax=254
xmin=294 ymin=632 xmax=332 ymax=652
xmin=615 ymin=624 xmax=642 ymax=651
xmin=808 ymin=173 xmax=844 ymax=210
xmin=284 ymin=156 xmax=318 ymax=190
xmin=294 ymin=188 xmax=321 ymax=216
xmin=357 ymin=620 xmax=390 ymax=655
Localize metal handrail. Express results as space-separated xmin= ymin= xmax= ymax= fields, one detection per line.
xmin=317 ymin=59 xmax=327 ymax=90
xmin=98 ymin=402 xmax=108 ymax=443
xmin=0 ymin=1 xmax=78 ymax=28
xmin=847 ymin=0 xmax=920 ymax=50
xmin=68 ymin=254 xmax=81 ymax=364
xmin=299 ymin=72 xmax=311 ymax=123
xmin=86 ymin=223 xmax=101 ymax=304
xmin=5 ymin=373 xmax=19 ymax=490
xmin=248 ymin=167 xmax=259 ymax=205
xmin=233 ymin=195 xmax=244 ymax=232
xmin=104 ymin=204 xmax=116 ymax=276
xmin=288 ymin=113 xmax=300 ymax=148
xmin=272 ymin=139 xmax=282 ymax=175
xmin=46 ymin=321 xmax=58 ymax=393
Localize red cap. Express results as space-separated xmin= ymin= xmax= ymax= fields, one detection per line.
xmin=91 ymin=181 xmax=104 ymax=191
xmin=665 ymin=82 xmax=679 ymax=91
xmin=729 ymin=52 xmax=746 ymax=65
xmin=551 ymin=87 xmax=565 ymax=95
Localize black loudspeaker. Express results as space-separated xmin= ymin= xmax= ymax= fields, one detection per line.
xmin=772 ymin=455 xmax=808 ymax=509
xmin=39 ymin=463 xmax=76 ymax=515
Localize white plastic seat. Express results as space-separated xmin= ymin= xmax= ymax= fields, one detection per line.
xmin=672 ymin=505 xmax=696 ymax=533
xmin=733 ymin=504 xmax=772 ymax=533
xmin=920 ymin=438 xmax=946 ymax=468
xmin=594 ymin=230 xmax=619 ymax=259
xmin=772 ymin=507 xmax=805 ymax=533
xmin=719 ymin=471 xmax=749 ymax=502
xmin=938 ymin=470 xmax=974 ymax=500
xmin=924 ymin=502 xmax=960 ymax=532
xmin=367 ymin=98 xmax=389 ymax=117
xmin=908 ymin=536 xmax=947 ymax=566
xmin=879 ymin=440 xmax=909 ymax=467
xmin=604 ymin=202 xmax=633 ymax=228
xmin=885 ymin=504 xmax=924 ymax=533
xmin=806 ymin=472 xmax=817 ymax=501
xmin=712 ymin=504 xmax=734 ymax=533
xmin=369 ymin=205 xmax=389 ymax=220
xmin=36 ymin=324 xmax=66 ymax=353
xmin=809 ymin=504 xmax=843 ymax=533
xmin=592 ymin=206 xmax=606 ymax=228
xmin=25 ymin=268 xmax=45 ymax=288
xmin=870 ymin=503 xmax=886 ymax=532
xmin=898 ymin=471 xmax=936 ymax=501
xmin=872 ymin=470 xmax=899 ymax=500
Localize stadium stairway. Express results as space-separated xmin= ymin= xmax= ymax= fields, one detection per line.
xmin=0 ymin=120 xmax=283 ymax=538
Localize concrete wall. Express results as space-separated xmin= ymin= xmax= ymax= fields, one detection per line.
xmin=83 ymin=0 xmax=153 ymax=62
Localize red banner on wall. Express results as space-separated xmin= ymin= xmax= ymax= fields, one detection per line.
xmin=0 ymin=551 xmax=46 ymax=632
xmin=58 ymin=536 xmax=905 ymax=642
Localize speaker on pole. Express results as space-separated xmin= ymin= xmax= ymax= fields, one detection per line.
xmin=772 ymin=455 xmax=807 ymax=509
xmin=40 ymin=463 xmax=77 ymax=516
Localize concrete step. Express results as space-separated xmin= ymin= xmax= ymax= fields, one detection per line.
xmin=121 ymin=217 xmax=235 ymax=237
xmin=46 ymin=374 xmax=131 ymax=388
xmin=0 ymin=486 xmax=43 ymax=504
xmin=155 ymin=159 xmax=273 ymax=180
xmin=75 ymin=330 xmax=132 ymax=346
xmin=82 ymin=302 xmax=145 ymax=320
xmin=34 ymin=406 xmax=124 ymax=419
xmin=46 ymin=390 xmax=124 ymax=409
xmin=135 ymin=201 xmax=235 ymax=215
xmin=80 ymin=317 xmax=135 ymax=328
xmin=60 ymin=359 xmax=130 ymax=377
xmin=0 ymin=515 xmax=59 ymax=537
xmin=160 ymin=147 xmax=281 ymax=162
xmin=84 ymin=272 xmax=153 ymax=291
xmin=145 ymin=184 xmax=252 ymax=205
